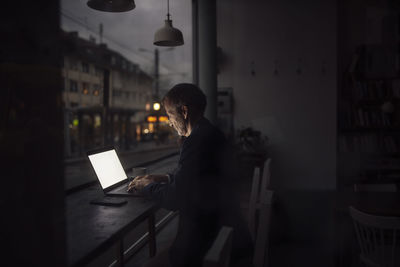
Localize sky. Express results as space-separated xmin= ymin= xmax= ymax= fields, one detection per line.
xmin=61 ymin=0 xmax=192 ymax=90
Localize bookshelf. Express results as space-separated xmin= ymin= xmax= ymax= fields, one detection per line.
xmin=338 ymin=46 xmax=400 ymax=187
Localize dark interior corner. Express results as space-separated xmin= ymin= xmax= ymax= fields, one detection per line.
xmin=1 ymin=1 xmax=65 ymax=266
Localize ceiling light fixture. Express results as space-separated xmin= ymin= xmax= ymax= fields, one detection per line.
xmin=153 ymin=0 xmax=184 ymax=47
xmin=87 ymin=0 xmax=135 ymax=12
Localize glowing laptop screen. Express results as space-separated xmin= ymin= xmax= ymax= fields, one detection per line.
xmin=88 ymin=149 xmax=127 ymax=189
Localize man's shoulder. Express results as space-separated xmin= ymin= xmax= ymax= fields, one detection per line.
xmin=191 ymin=118 xmax=225 ymax=143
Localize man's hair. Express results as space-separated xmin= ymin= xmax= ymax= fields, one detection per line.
xmin=162 ymin=83 xmax=207 ymax=115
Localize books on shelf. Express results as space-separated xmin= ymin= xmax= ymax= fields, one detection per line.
xmin=352 ymin=79 xmax=400 ymax=100
xmin=339 ymin=134 xmax=398 ymax=154
xmin=363 ymin=158 xmax=400 ymax=171
xmin=338 ymin=104 xmax=394 ymax=129
xmin=352 ymin=107 xmax=392 ymax=127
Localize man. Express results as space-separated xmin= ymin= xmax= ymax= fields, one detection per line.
xmin=128 ymin=83 xmax=253 ymax=267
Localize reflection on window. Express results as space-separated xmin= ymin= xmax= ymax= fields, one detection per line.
xmin=61 ymin=0 xmax=192 ymax=191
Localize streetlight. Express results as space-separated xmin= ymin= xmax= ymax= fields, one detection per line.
xmin=153 ymin=102 xmax=161 ymax=111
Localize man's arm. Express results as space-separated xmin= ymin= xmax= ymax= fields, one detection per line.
xmin=127 ymin=173 xmax=178 ymax=210
xmin=132 ymin=136 xmax=202 ymax=211
xmin=140 ymin=177 xmax=178 ymax=210
xmin=127 ymin=174 xmax=169 ymax=191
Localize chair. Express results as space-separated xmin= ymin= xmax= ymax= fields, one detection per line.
xmin=354 ymin=183 xmax=398 ymax=193
xmin=253 ymin=190 xmax=274 ymax=267
xmin=248 ymin=158 xmax=272 ymax=239
xmin=203 ymin=226 xmax=234 ymax=267
xmin=260 ymin=158 xmax=272 ymax=190
xmin=349 ymin=206 xmax=400 ymax=267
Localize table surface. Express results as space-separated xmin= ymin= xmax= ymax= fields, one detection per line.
xmin=66 ymin=184 xmax=157 ymax=267
xmin=66 ymin=155 xmax=180 ymax=266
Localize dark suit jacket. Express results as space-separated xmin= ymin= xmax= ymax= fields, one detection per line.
xmin=142 ymin=118 xmax=253 ymax=267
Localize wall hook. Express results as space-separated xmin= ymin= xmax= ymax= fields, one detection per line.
xmin=273 ymin=60 xmax=279 ymax=76
xmin=250 ymin=61 xmax=256 ymax=76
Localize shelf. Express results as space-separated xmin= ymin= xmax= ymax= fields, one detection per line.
xmin=364 ymin=167 xmax=400 ymax=171
xmin=359 ymin=76 xmax=400 ymax=81
xmin=339 ymin=127 xmax=400 ymax=132
xmin=338 ymin=151 xmax=400 ymax=157
xmin=353 ymin=98 xmax=400 ymax=105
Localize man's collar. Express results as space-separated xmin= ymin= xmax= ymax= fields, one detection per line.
xmin=189 ymin=117 xmax=207 ymax=136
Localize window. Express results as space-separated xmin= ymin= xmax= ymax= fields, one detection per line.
xmin=113 ymin=89 xmax=122 ymax=97
xmin=82 ymin=82 xmax=89 ymax=95
xmin=82 ymin=62 xmax=89 ymax=73
xmin=61 ymin=0 xmax=192 ymax=191
xmin=93 ymin=84 xmax=100 ymax=96
xmin=70 ymin=60 xmax=78 ymax=70
xmin=70 ymin=80 xmax=78 ymax=92
xmin=95 ymin=67 xmax=103 ymax=77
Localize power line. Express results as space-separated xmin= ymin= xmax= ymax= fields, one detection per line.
xmin=61 ymin=11 xmax=152 ymax=63
xmin=60 ymin=9 xmax=180 ymax=73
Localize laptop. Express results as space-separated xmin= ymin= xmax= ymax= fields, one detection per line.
xmin=87 ymin=147 xmax=142 ymax=197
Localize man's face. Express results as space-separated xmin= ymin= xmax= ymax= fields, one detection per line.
xmin=164 ymin=101 xmax=188 ymax=136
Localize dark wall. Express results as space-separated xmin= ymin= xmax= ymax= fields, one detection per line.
xmin=0 ymin=1 xmax=65 ymax=266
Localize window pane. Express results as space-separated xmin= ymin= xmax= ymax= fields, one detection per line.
xmin=61 ymin=0 xmax=191 ymax=191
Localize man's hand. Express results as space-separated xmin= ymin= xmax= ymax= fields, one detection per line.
xmin=127 ymin=175 xmax=152 ymax=192
xmin=127 ymin=174 xmax=169 ymax=192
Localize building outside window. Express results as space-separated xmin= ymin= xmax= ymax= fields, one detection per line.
xmin=112 ymin=89 xmax=121 ymax=97
xmin=95 ymin=67 xmax=102 ymax=77
xmin=82 ymin=82 xmax=89 ymax=95
xmin=70 ymin=59 xmax=78 ymax=70
xmin=82 ymin=62 xmax=89 ymax=73
xmin=70 ymin=80 xmax=78 ymax=92
xmin=93 ymin=84 xmax=100 ymax=96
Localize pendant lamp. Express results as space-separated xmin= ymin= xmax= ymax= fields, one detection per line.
xmin=87 ymin=0 xmax=135 ymax=12
xmin=154 ymin=0 xmax=184 ymax=46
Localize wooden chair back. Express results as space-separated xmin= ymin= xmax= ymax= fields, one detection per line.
xmin=253 ymin=190 xmax=274 ymax=267
xmin=248 ymin=158 xmax=272 ymax=239
xmin=349 ymin=206 xmax=400 ymax=267
xmin=261 ymin=158 xmax=272 ymax=190
xmin=203 ymin=226 xmax=234 ymax=267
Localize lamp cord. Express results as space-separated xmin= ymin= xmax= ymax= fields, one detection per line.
xmin=167 ymin=0 xmax=171 ymax=20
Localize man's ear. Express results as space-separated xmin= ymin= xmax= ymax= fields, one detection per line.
xmin=181 ymin=105 xmax=189 ymax=120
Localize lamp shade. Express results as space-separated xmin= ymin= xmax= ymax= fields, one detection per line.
xmin=154 ymin=19 xmax=184 ymax=47
xmin=87 ymin=0 xmax=135 ymax=12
